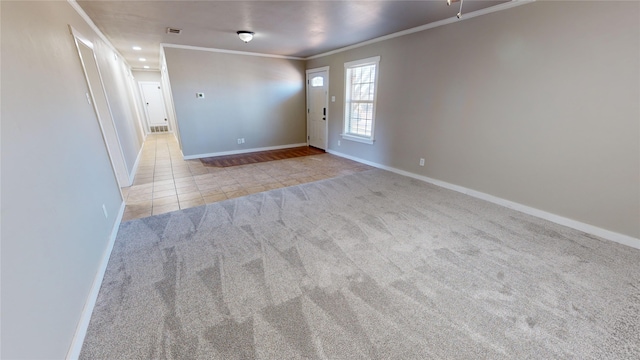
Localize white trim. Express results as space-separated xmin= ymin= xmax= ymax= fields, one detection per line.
xmin=306 ymin=67 xmax=330 ymax=150
xmin=138 ymin=81 xmax=170 ymax=132
xmin=326 ymin=149 xmax=640 ymax=250
xmin=128 ymin=141 xmax=145 ymax=185
xmin=69 ymin=25 xmax=131 ymax=187
xmin=340 ymin=134 xmax=374 ymax=145
xmin=70 ymin=0 xmax=532 ymax=66
xmin=305 ymin=0 xmax=535 ymax=60
xmin=343 ymin=56 xmax=380 ymax=143
xmin=66 ymin=201 xmax=126 ymax=359
xmin=125 ymin=69 xmax=147 ymax=145
xmin=344 ymin=56 xmax=380 ymax=69
xmin=183 ymin=143 xmax=309 ymax=160
xmin=306 ymin=66 xmax=330 ymax=74
xmin=161 ymin=43 xmax=304 ymax=60
xmin=67 ymin=1 xmax=131 ymax=69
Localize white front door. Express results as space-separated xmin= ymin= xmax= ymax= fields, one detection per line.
xmin=307 ymin=68 xmax=328 ymax=149
xmin=140 ymin=82 xmax=168 ymax=128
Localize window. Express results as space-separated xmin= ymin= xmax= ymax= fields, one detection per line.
xmin=310 ymin=76 xmax=324 ymax=87
xmin=342 ymin=56 xmax=380 ymax=144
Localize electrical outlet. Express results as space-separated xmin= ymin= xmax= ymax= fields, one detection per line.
xmin=237 ymin=138 xmax=241 ymax=144
xmin=419 ymin=158 xmax=425 ymax=166
xmin=338 ymin=140 xmax=341 ymax=146
xmin=241 ymin=138 xmax=245 ymax=144
xmin=196 ymin=92 xmax=205 ymax=99
xmin=102 ymin=204 xmax=108 ymax=218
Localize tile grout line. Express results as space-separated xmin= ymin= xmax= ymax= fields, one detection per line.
xmin=169 ymin=139 xmax=186 ymax=209
xmin=123 ymin=133 xmax=373 ymax=220
xmin=153 ymin=135 xmax=175 ymax=214
xmin=150 ymin=135 xmax=159 ymax=214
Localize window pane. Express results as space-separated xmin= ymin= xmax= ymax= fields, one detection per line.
xmin=359 ymin=84 xmax=371 ymax=100
xmin=348 ymin=102 xmax=373 ymax=137
xmin=344 ymin=57 xmax=379 ymax=141
xmin=311 ymin=76 xmax=323 ymax=87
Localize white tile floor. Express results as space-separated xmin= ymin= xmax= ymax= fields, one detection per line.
xmin=121 ymin=133 xmax=372 ymax=221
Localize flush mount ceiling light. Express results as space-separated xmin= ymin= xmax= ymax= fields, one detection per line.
xmin=132 ymin=46 xmax=142 ymax=51
xmin=237 ymin=31 xmax=255 ymax=43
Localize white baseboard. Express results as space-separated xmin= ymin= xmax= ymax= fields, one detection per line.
xmin=172 ymin=131 xmax=180 ymax=147
xmin=127 ymin=143 xmax=145 ymax=186
xmin=183 ymin=143 xmax=309 ymax=160
xmin=327 ymin=149 xmax=640 ymax=250
xmin=66 ymin=201 xmax=126 ymax=359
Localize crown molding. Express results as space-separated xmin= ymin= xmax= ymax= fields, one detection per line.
xmin=161 ymin=43 xmax=304 ymax=61
xmin=67 ymin=0 xmax=132 ymax=69
xmin=306 ymin=0 xmax=535 ymax=60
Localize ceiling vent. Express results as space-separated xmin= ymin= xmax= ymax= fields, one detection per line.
xmin=166 ymin=27 xmax=182 ymax=35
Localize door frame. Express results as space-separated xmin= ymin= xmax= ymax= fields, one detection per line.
xmin=125 ymin=68 xmax=147 ymax=144
xmin=306 ymin=66 xmax=329 ymax=150
xmin=69 ymin=25 xmax=130 ymax=188
xmin=138 ymin=81 xmax=170 ymax=134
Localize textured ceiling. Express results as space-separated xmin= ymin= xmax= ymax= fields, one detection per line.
xmin=77 ymin=0 xmax=511 ymax=70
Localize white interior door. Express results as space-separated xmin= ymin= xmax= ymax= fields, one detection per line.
xmin=72 ymin=28 xmax=130 ymax=187
xmin=140 ymin=82 xmax=169 ymax=129
xmin=307 ymin=68 xmax=329 ymax=150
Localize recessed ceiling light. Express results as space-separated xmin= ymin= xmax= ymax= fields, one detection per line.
xmin=139 ymin=58 xmax=146 ymax=62
xmin=143 ymin=66 xmax=150 ymax=69
xmin=132 ymin=46 xmax=142 ymax=51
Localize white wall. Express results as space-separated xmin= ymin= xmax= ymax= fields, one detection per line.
xmin=0 ymin=1 xmax=137 ymax=358
xmin=131 ymin=70 xmax=162 ymax=135
xmin=132 ymin=70 xmax=161 ymax=82
xmin=307 ymin=1 xmax=640 ymax=239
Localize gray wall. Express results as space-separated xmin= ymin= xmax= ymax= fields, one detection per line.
xmin=1 ymin=1 xmax=135 ymax=358
xmin=307 ymin=1 xmax=640 ymax=238
xmin=96 ymin=48 xmax=144 ymax=177
xmin=160 ymin=49 xmax=183 ymax=149
xmin=164 ymin=48 xmax=306 ymax=157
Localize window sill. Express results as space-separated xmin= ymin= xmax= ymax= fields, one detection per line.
xmin=341 ymin=134 xmax=374 ymax=145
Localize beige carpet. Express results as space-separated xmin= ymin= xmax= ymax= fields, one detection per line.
xmin=81 ymin=169 xmax=640 ymax=359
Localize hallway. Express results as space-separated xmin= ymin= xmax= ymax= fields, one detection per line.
xmin=121 ymin=133 xmax=372 ymax=221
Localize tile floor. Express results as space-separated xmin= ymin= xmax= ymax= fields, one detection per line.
xmin=121 ymin=133 xmax=373 ymax=221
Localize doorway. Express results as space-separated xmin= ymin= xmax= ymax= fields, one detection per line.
xmin=70 ymin=26 xmax=130 ymax=187
xmin=139 ymin=81 xmax=169 ymax=133
xmin=306 ymin=67 xmax=329 ymax=150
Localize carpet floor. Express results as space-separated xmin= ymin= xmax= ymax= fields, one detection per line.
xmin=81 ymin=169 xmax=640 ymax=359
xmin=200 ymin=146 xmax=325 ymax=167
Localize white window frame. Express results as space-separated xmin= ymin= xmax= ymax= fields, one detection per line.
xmin=342 ymin=56 xmax=380 ymax=145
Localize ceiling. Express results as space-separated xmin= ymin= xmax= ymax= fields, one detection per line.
xmin=77 ymin=0 xmax=511 ymax=71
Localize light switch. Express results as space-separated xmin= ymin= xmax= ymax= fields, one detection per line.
xmin=331 ymin=96 xmax=336 ymax=102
